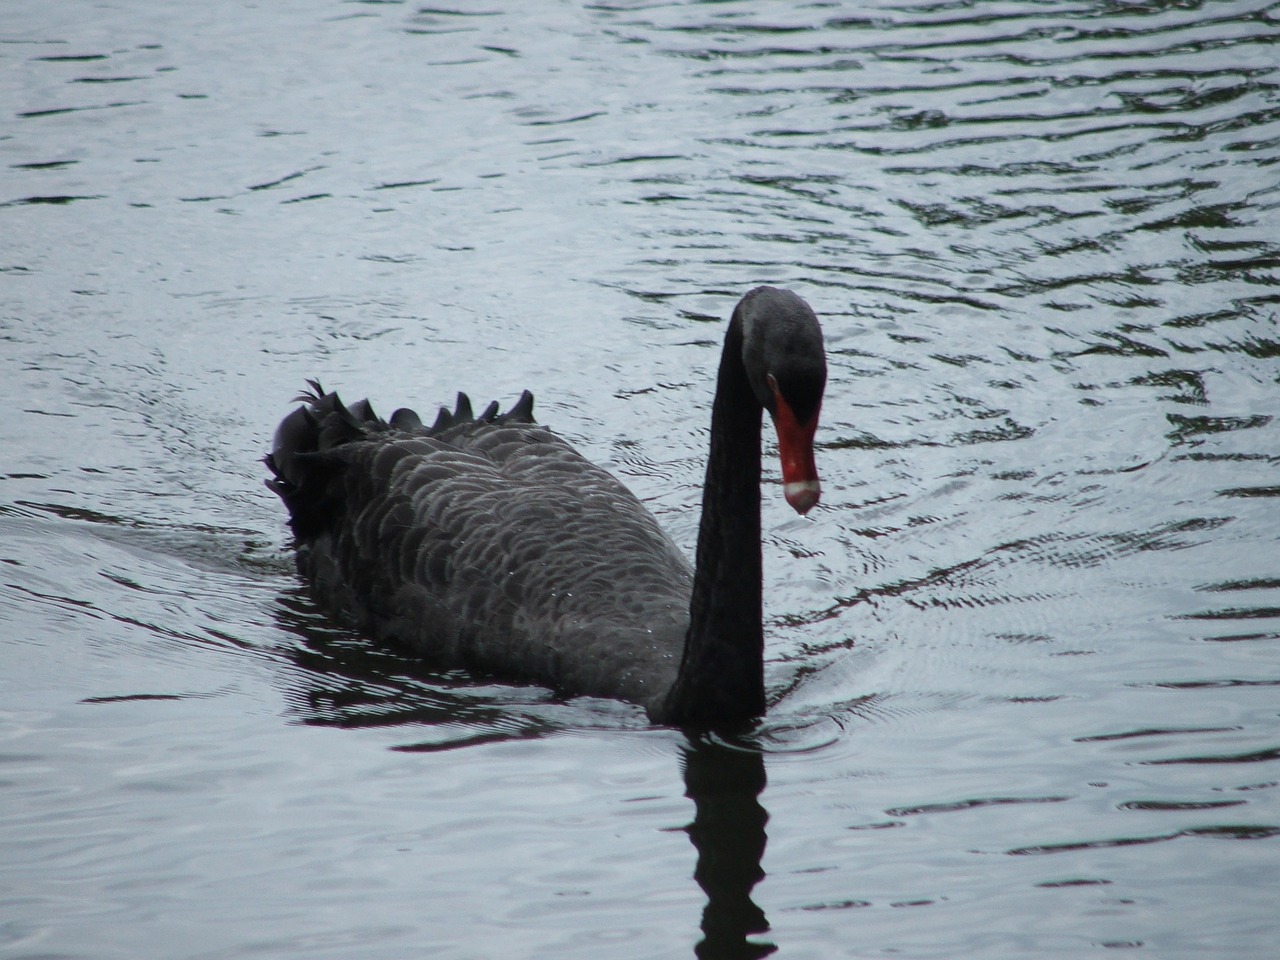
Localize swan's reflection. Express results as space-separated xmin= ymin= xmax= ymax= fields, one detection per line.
xmin=275 ymin=592 xmax=776 ymax=956
xmin=681 ymin=735 xmax=775 ymax=959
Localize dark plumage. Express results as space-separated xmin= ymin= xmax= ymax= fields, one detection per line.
xmin=266 ymin=286 xmax=827 ymax=725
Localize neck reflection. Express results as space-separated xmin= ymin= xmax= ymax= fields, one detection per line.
xmin=681 ymin=734 xmax=775 ymax=959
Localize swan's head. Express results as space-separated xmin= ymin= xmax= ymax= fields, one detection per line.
xmin=736 ymin=286 xmax=827 ymax=515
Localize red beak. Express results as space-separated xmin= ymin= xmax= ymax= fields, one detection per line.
xmin=769 ymin=379 xmax=821 ymax=515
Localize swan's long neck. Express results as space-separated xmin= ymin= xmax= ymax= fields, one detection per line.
xmin=662 ymin=317 xmax=765 ymax=726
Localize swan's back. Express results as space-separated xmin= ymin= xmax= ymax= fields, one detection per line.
xmin=266 ymin=383 xmax=692 ymax=708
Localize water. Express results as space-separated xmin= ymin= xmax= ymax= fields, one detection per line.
xmin=3 ymin=1 xmax=1278 ymax=957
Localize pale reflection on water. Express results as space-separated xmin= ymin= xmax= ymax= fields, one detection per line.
xmin=2 ymin=1 xmax=1278 ymax=958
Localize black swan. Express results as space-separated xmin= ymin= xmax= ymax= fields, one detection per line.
xmin=265 ymin=286 xmax=826 ymax=725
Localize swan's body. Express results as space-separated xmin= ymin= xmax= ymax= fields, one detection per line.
xmin=266 ymin=287 xmax=826 ymax=725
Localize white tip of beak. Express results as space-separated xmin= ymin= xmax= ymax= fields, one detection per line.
xmin=784 ymin=480 xmax=820 ymax=515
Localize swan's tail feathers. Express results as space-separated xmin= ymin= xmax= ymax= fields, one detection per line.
xmin=508 ymin=389 xmax=535 ymax=423
xmin=265 ymin=382 xmax=539 ymax=539
xmin=264 ymin=386 xmax=379 ymax=540
xmin=424 ymin=392 xmax=478 ymax=433
xmin=418 ymin=389 xmax=535 ymax=433
xmin=453 ymin=392 xmax=474 ymax=422
xmin=388 ymin=407 xmax=423 ymax=431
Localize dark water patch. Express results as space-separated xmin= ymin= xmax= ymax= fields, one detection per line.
xmin=794 ymin=551 xmax=993 ymax=629
xmin=16 ymin=101 xmax=144 ymax=118
xmin=1009 ymin=824 xmax=1280 ymax=856
xmin=372 ymin=178 xmax=440 ymax=190
xmin=20 ymin=407 xmax=76 ymax=417
xmin=413 ymin=6 xmax=500 ymax=16
xmin=795 ymin=898 xmax=873 ymax=911
xmin=3 ymin=195 xmax=101 ymax=206
xmin=1009 ymin=518 xmax=1233 ymax=571
xmin=1076 ymin=727 xmax=1241 ymax=744
xmin=391 ymin=720 xmax=549 ymax=753
xmin=517 ymin=110 xmax=606 ymax=127
xmin=824 ymin=432 xmax=913 ymax=452
xmin=359 ymin=253 xmax=421 ymax=264
xmin=15 ymin=500 xmax=139 ymax=527
xmin=1143 ymin=679 xmax=1280 ymax=690
xmin=590 ymin=154 xmax=685 ymax=167
xmin=1178 ymin=253 xmax=1280 ymax=285
xmin=1076 ymin=332 xmax=1169 ymax=360
xmin=1176 ymin=606 xmax=1280 ymax=621
xmin=71 ymin=75 xmax=147 ymax=84
xmin=845 ymin=820 xmax=904 ymax=832
xmin=1201 ymin=632 xmax=1280 ymax=644
xmin=100 ymin=569 xmax=147 ymax=592
xmin=9 ymin=160 xmax=79 ymax=170
xmin=32 ymin=53 xmax=110 ymax=62
xmin=4 ymin=581 xmax=102 ymax=619
xmin=1185 ymin=824 xmax=1279 ymax=840
xmin=1197 ymin=578 xmax=1280 ymax=592
xmin=80 ymin=692 xmax=202 ymax=704
xmin=996 ymin=632 xmax=1051 ymax=644
xmin=1175 ymin=451 xmax=1275 ymax=463
xmin=886 ymin=795 xmax=1071 ymax=818
xmin=105 ymin=609 xmax=252 ymax=654
xmin=951 ymin=417 xmax=1034 ymax=445
xmin=1129 ymin=368 xmax=1208 ymax=404
xmin=1143 ymin=745 xmax=1280 ymax=766
xmin=247 ymin=167 xmax=323 ymax=192
xmin=1221 ymin=781 xmax=1278 ymax=793
xmin=1118 ymin=799 xmax=1247 ymax=812
xmin=1219 ymin=336 xmax=1280 ymax=359
xmin=1218 ymin=485 xmax=1280 ymax=499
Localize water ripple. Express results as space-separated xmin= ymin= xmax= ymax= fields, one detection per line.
xmin=886 ymin=794 xmax=1071 ymax=817
xmin=1009 ymin=824 xmax=1280 ymax=856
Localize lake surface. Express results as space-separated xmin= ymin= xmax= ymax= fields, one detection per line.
xmin=3 ymin=1 xmax=1279 ymax=957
